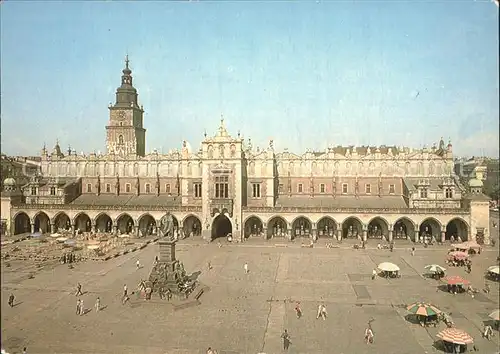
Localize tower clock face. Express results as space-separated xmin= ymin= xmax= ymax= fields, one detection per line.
xmin=117 ymin=111 xmax=126 ymax=120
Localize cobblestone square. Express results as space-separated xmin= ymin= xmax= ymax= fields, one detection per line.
xmin=2 ymin=239 xmax=499 ymax=354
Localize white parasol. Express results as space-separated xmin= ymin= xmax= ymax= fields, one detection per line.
xmin=487 ymin=265 xmax=499 ymax=275
xmin=424 ymin=264 xmax=446 ymax=273
xmin=378 ymin=262 xmax=400 ymax=272
xmin=50 ymin=233 xmax=61 ymax=238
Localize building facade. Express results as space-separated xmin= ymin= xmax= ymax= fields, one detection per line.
xmin=1 ymin=58 xmax=491 ymax=244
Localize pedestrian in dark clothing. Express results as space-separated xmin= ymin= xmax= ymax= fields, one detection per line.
xmin=281 ymin=329 xmax=291 ymax=351
xmin=75 ymin=283 xmax=83 ymax=296
xmin=8 ymin=293 xmax=15 ymax=307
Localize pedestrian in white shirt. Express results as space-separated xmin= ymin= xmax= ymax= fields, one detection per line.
xmin=244 ymin=262 xmax=249 ymax=274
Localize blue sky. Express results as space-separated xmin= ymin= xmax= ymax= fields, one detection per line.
xmin=1 ymin=1 xmax=498 ymax=157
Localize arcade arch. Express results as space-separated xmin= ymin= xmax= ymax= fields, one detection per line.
xmin=317 ymin=217 xmax=337 ymax=238
xmin=74 ymin=213 xmax=91 ymax=233
xmin=116 ymin=213 xmax=134 ymax=234
xmin=53 ymin=212 xmax=71 ymax=232
xmin=292 ymin=216 xmax=312 ymax=238
xmin=14 ymin=212 xmax=31 ymax=235
xmin=267 ymin=216 xmax=287 ymax=239
xmin=393 ymin=217 xmax=415 ymax=241
xmin=95 ymin=213 xmax=112 ymax=233
xmin=211 ymin=214 xmax=232 ymax=240
xmin=419 ymin=217 xmax=441 ymax=241
xmin=367 ymin=217 xmax=389 ymax=239
xmin=244 ymin=216 xmax=264 ymax=238
xmin=33 ymin=212 xmax=51 ymax=234
xmin=342 ymin=217 xmax=363 ymax=239
xmin=138 ymin=214 xmax=156 ymax=237
xmin=445 ymin=218 xmax=469 ymax=241
xmin=182 ymin=215 xmax=202 ymax=238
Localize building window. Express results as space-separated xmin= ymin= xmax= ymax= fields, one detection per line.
xmin=320 ymin=183 xmax=325 ymax=193
xmin=445 ymin=188 xmax=453 ymax=198
xmin=118 ymin=135 xmax=124 ymax=145
xmin=215 ymin=175 xmax=229 ymax=198
xmin=194 ymin=183 xmax=202 ymax=198
xmin=389 ymin=184 xmax=395 ymax=194
xmin=298 ymin=183 xmax=303 ymax=193
xmin=342 ymin=183 xmax=348 ymax=194
xmin=125 ymin=183 xmax=131 ymax=193
xmin=31 ymin=187 xmax=37 ymax=195
xmin=252 ymin=183 xmax=261 ymax=198
xmin=50 ymin=187 xmax=56 ymax=196
xmin=145 ymin=183 xmax=151 ymax=193
xmin=278 ymin=184 xmax=284 ymax=194
xmin=420 ymin=188 xmax=428 ymax=198
xmin=86 ymin=183 xmax=92 ymax=193
xmin=105 ymin=183 xmax=111 ymax=193
xmin=165 ymin=184 xmax=171 ymax=194
xmin=365 ymin=184 xmax=371 ymax=194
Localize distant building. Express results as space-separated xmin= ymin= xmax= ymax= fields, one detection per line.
xmin=0 ymin=58 xmax=491 ymax=244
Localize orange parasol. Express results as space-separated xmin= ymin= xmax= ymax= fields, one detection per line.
xmin=436 ymin=327 xmax=473 ymax=345
xmin=443 ymin=275 xmax=470 ymax=286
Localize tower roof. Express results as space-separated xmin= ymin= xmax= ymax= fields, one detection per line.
xmin=114 ymin=55 xmax=138 ymax=107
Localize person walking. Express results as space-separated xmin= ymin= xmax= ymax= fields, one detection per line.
xmin=122 ymin=284 xmax=129 ymax=305
xmin=294 ymin=302 xmax=302 ymax=319
xmin=244 ymin=262 xmax=249 ymax=274
xmin=281 ymin=329 xmax=291 ymax=351
xmin=79 ymin=299 xmax=85 ymax=315
xmin=8 ymin=293 xmax=15 ymax=307
xmin=136 ymin=260 xmax=141 ymax=269
xmin=95 ymin=297 xmax=101 ymax=312
xmin=365 ymin=326 xmax=374 ymax=344
xmin=411 ymin=247 xmax=415 ymax=256
xmin=75 ymin=282 xmax=83 ymax=296
xmin=76 ymin=299 xmax=81 ymax=315
xmin=316 ymin=304 xmax=327 ymax=320
xmin=207 ymin=261 xmax=212 ymax=271
xmin=372 ymin=269 xmax=377 ymax=280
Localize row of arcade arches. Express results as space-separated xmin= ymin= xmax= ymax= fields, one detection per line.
xmin=12 ymin=212 xmax=470 ymax=242
xmin=246 ymin=216 xmax=469 ymax=241
xmin=12 ymin=212 xmax=202 ymax=238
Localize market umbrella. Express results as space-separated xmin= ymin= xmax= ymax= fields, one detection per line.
xmin=29 ymin=232 xmax=42 ymax=238
xmin=377 ymin=262 xmax=400 ymax=272
xmin=443 ymin=275 xmax=470 ymax=286
xmin=424 ymin=264 xmax=446 ymax=273
xmin=87 ymin=244 xmax=100 ymax=250
xmin=56 ymin=237 xmax=68 ymax=242
xmin=447 ymin=251 xmax=469 ymax=260
xmin=436 ymin=328 xmax=474 ymax=345
xmin=487 ymin=265 xmax=500 ymax=275
xmin=489 ymin=309 xmax=500 ymax=321
xmin=406 ymin=302 xmax=442 ymax=316
xmin=50 ymin=233 xmax=61 ymax=238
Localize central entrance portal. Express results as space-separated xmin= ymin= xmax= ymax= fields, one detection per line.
xmin=211 ymin=214 xmax=232 ymax=240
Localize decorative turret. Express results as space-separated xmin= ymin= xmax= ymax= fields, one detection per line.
xmin=51 ymin=140 xmax=63 ymax=158
xmin=41 ymin=143 xmax=47 ymax=157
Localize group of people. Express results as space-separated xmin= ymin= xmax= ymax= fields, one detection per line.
xmin=75 ymin=283 xmax=102 ymax=315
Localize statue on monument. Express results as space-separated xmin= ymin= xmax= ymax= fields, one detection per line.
xmin=159 ymin=212 xmax=175 ymax=240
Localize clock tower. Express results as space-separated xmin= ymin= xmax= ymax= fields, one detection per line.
xmin=106 ymin=56 xmax=146 ymax=156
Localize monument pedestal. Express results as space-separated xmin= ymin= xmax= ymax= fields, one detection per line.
xmin=149 ymin=239 xmax=183 ymax=293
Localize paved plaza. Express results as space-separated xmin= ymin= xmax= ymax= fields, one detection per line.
xmin=2 ymin=227 xmax=499 ymax=354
